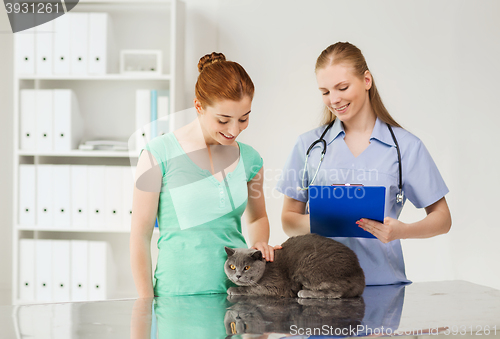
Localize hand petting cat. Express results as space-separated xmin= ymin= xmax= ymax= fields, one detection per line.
xmin=251 ymin=242 xmax=282 ymax=262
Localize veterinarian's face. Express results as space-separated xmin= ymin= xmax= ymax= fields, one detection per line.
xmin=196 ymin=96 xmax=251 ymax=145
xmin=316 ymin=63 xmax=372 ymax=123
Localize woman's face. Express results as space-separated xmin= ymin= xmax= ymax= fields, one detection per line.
xmin=316 ymin=63 xmax=372 ymax=123
xmin=196 ymin=96 xmax=252 ymax=145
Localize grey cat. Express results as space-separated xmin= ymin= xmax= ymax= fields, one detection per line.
xmin=224 ymin=233 xmax=365 ymax=298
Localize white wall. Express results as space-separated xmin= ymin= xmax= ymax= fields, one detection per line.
xmin=1 ymin=0 xmax=499 ymax=299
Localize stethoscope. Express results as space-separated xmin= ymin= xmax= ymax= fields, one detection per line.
xmin=299 ymin=120 xmax=404 ymax=204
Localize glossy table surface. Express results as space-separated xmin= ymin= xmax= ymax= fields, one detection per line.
xmin=2 ymin=280 xmax=500 ymax=338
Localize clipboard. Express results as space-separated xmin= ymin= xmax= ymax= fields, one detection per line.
xmin=309 ymin=185 xmax=386 ymax=238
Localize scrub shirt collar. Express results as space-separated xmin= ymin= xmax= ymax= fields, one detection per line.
xmin=370 ymin=117 xmax=397 ymax=147
xmin=325 ymin=118 xmax=345 ymax=145
xmin=325 ymin=117 xmax=397 ymax=148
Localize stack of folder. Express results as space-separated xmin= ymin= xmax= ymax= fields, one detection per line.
xmin=20 ymin=89 xmax=83 ymax=152
xmin=15 ymin=12 xmax=113 ymax=75
xmin=135 ymin=89 xmax=171 ymax=152
xmin=18 ymin=164 xmax=135 ymax=231
xmin=18 ymin=239 xmax=116 ymax=302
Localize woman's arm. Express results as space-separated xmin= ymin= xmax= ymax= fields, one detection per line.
xmin=130 ymin=150 xmax=161 ymax=298
xmin=358 ymin=197 xmax=452 ymax=243
xmin=281 ymin=195 xmax=310 ymax=236
xmin=246 ymin=167 xmax=280 ymax=261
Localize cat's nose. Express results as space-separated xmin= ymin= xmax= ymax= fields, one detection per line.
xmin=236 ymin=274 xmax=242 ymax=279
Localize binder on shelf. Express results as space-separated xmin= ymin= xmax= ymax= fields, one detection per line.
xmin=150 ymin=90 xmax=158 ymax=138
xmin=16 ymin=302 xmax=36 ymax=337
xmin=35 ymin=90 xmax=54 ymax=152
xmin=53 ymin=13 xmax=71 ymax=74
xmin=36 ymin=165 xmax=54 ymax=227
xmin=88 ymin=166 xmax=106 ymax=228
xmin=19 ymin=239 xmax=35 ymax=302
xmin=51 ymin=240 xmax=71 ymax=302
xmin=104 ymin=166 xmax=123 ymax=229
xmin=70 ymin=240 xmax=88 ymax=302
xmin=136 ymin=89 xmax=172 ymax=152
xmin=53 ymin=165 xmax=71 ymax=228
xmin=122 ymin=166 xmax=135 ymax=231
xmin=71 ymin=165 xmax=89 ymax=228
xmin=88 ymin=13 xmax=109 ymax=75
xmin=69 ymin=13 xmax=89 ymax=75
xmin=19 ymin=165 xmax=36 ymax=226
xmin=88 ymin=241 xmax=115 ymax=301
xmin=35 ymin=20 xmax=54 ymax=75
xmin=136 ymin=90 xmax=151 ymax=152
xmin=14 ymin=23 xmax=35 ymax=74
xmin=35 ymin=240 xmax=53 ymax=302
xmin=157 ymin=90 xmax=171 ymax=136
xmin=20 ymin=90 xmax=36 ymax=151
xmin=53 ymin=89 xmax=84 ymax=152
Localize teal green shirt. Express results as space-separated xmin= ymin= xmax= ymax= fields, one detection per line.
xmin=143 ymin=133 xmax=263 ymax=296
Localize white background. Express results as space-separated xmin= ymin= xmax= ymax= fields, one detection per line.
xmin=1 ymin=0 xmax=499 ymax=300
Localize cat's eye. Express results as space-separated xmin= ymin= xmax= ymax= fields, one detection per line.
xmin=230 ymin=264 xmax=236 ymax=270
xmin=244 ymin=266 xmax=250 ymax=270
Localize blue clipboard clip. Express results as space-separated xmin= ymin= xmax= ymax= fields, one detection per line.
xmin=309 ymin=184 xmax=386 ymax=239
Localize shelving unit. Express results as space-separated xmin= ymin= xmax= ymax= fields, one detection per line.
xmin=11 ymin=0 xmax=185 ymax=304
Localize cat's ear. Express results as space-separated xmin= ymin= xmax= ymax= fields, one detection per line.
xmin=225 ymin=247 xmax=236 ymax=257
xmin=251 ymin=250 xmax=263 ymax=261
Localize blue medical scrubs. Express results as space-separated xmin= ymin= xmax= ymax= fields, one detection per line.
xmin=276 ymin=117 xmax=449 ymax=285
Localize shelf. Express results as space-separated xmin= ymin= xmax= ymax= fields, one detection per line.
xmin=17 ymin=150 xmax=139 ymax=158
xmin=17 ymin=226 xmax=160 ymax=234
xmin=17 ymin=74 xmax=172 ymax=81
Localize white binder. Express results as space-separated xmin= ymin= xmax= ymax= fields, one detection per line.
xmin=88 ymin=13 xmax=108 ymax=74
xmin=104 ymin=166 xmax=123 ymax=229
xmin=20 ymin=90 xmax=36 ymax=151
xmin=135 ymin=90 xmax=151 ymax=152
xmin=88 ymin=241 xmax=115 ymax=301
xmin=53 ymin=14 xmax=71 ymax=74
xmin=35 ymin=20 xmax=54 ymax=75
xmin=51 ymin=240 xmax=71 ymax=302
xmin=14 ymin=26 xmax=35 ymax=74
xmin=70 ymin=240 xmax=88 ymax=301
xmin=35 ymin=90 xmax=54 ymax=152
xmin=36 ymin=165 xmax=54 ymax=227
xmin=122 ymin=166 xmax=135 ymax=231
xmin=53 ymin=89 xmax=84 ymax=152
xmin=53 ymin=165 xmax=71 ymax=228
xmin=17 ymin=303 xmax=36 ymax=338
xmin=19 ymin=239 xmax=36 ymax=302
xmin=52 ymin=304 xmax=72 ymax=339
xmin=19 ymin=165 xmax=36 ymax=226
xmin=70 ymin=165 xmax=88 ymax=228
xmin=69 ymin=13 xmax=89 ymax=75
xmin=35 ymin=239 xmax=53 ymax=302
xmin=88 ymin=166 xmax=106 ymax=228
xmin=157 ymin=92 xmax=170 ymax=136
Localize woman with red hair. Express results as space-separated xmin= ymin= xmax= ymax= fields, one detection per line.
xmin=130 ymin=53 xmax=277 ymax=297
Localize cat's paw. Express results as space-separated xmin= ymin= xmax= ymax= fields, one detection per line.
xmin=227 ymin=287 xmax=243 ymax=296
xmin=297 ymin=289 xmax=315 ymax=298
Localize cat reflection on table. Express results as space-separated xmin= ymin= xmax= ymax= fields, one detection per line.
xmin=224 ymin=233 xmax=365 ymax=298
xmin=224 ymin=294 xmax=366 ymax=336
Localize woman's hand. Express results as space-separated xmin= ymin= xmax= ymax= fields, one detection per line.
xmin=356 ymin=217 xmax=408 ymax=243
xmin=251 ymin=242 xmax=282 ymax=262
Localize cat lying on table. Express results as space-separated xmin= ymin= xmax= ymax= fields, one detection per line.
xmin=224 ymin=233 xmax=365 ymax=298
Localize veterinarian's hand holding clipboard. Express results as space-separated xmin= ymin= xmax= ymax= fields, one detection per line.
xmin=309 ymin=184 xmax=386 ymax=238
